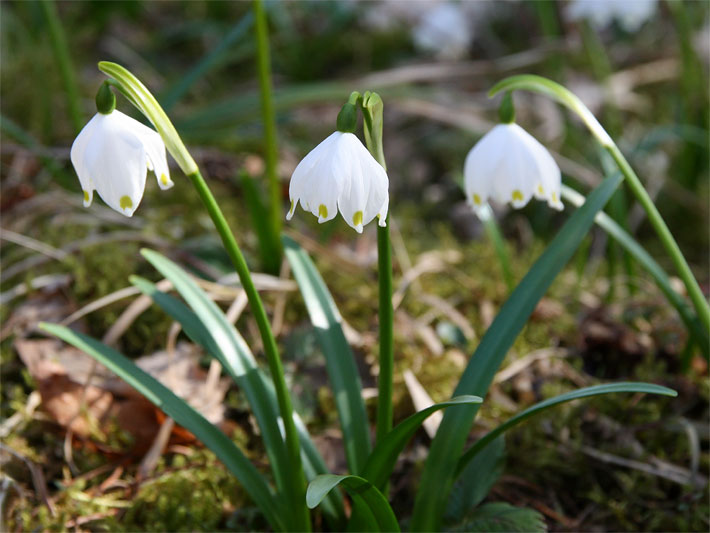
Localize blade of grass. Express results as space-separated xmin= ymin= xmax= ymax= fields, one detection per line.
xmin=306 ymin=475 xmax=399 ymax=532
xmin=410 ymin=171 xmax=623 ymax=531
xmin=456 ymin=382 xmax=677 ymax=476
xmin=39 ymin=0 xmax=82 ymax=133
xmin=161 ymin=12 xmax=255 ymax=111
xmin=283 ymin=235 xmax=371 ymax=474
xmin=361 ymin=396 xmax=482 ymax=491
xmin=39 ymin=323 xmax=284 ymax=531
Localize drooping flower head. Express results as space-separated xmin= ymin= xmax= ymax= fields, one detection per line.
xmin=70 ymin=82 xmax=173 ymax=217
xmin=464 ymin=93 xmax=563 ymax=214
xmin=286 ymin=96 xmax=389 ymax=233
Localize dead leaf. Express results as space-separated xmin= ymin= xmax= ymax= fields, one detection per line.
xmin=14 ymin=339 xmax=229 ymax=452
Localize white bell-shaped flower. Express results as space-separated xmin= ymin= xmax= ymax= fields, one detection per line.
xmin=287 ymin=131 xmax=389 ymax=233
xmin=70 ymin=110 xmax=173 ymax=217
xmin=464 ymin=123 xmax=563 ymax=213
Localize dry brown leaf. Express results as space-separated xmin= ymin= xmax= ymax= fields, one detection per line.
xmin=14 ymin=339 xmax=229 ymax=452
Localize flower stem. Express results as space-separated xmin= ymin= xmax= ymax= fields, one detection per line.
xmin=40 ymin=0 xmax=82 ymax=134
xmin=479 ymin=205 xmax=514 ymax=292
xmin=254 ymin=0 xmax=283 ymax=274
xmin=489 ymin=75 xmax=710 ymax=333
xmin=187 ymin=169 xmax=310 ymax=531
xmin=376 ymin=222 xmax=394 ymax=443
xmin=605 ymin=144 xmax=710 ymax=331
xmin=360 ymin=93 xmax=395 ymax=445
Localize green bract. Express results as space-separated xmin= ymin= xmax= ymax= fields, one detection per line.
xmin=98 ymin=61 xmax=198 ymax=175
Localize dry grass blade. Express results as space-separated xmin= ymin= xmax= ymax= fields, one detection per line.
xmin=494 ymin=348 xmax=570 ymax=384
xmin=0 ymin=228 xmax=67 ymax=260
xmin=1 ymin=231 xmax=169 ymax=282
xmin=403 ymin=370 xmax=440 ymax=438
xmin=579 ymin=445 xmax=706 ymax=488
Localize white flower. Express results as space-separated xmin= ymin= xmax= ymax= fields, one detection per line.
xmin=566 ymin=0 xmax=657 ymax=32
xmin=464 ymin=123 xmax=563 ymax=213
xmin=413 ymin=2 xmax=472 ymax=60
xmin=70 ymin=110 xmax=173 ymax=217
xmin=287 ymin=131 xmax=389 ymax=233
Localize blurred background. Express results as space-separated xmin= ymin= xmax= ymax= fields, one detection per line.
xmin=1 ymin=1 xmax=708 ymax=531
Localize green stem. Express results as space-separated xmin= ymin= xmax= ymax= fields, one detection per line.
xmin=479 ymin=205 xmax=514 ymax=292
xmin=40 ymin=0 xmax=82 ymax=133
xmin=254 ymin=0 xmax=282 ymax=273
xmin=489 ymin=75 xmax=710 ymax=333
xmin=360 ymin=92 xmax=394 ymax=445
xmin=605 ymin=144 xmax=710 ymax=331
xmin=376 ymin=222 xmax=394 ymax=443
xmin=186 ymin=169 xmax=310 ymax=531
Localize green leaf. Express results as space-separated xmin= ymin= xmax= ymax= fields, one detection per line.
xmin=131 ymin=273 xmax=345 ymax=526
xmin=446 ymin=437 xmax=505 ymax=523
xmin=450 ymin=502 xmax=546 ymax=533
xmin=38 ymin=323 xmax=284 ymax=532
xmin=410 ymin=172 xmax=623 ymax=531
xmin=283 ymin=235 xmax=371 ymax=474
xmin=306 ymin=475 xmax=400 ymax=532
xmin=361 ymin=395 xmax=482 ymax=491
xmin=561 ymin=185 xmax=709 ymax=358
xmin=456 ymin=382 xmax=677 ymax=476
xmin=137 ymin=250 xmax=293 ymax=507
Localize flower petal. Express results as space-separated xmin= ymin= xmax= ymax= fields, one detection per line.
xmin=70 ymin=113 xmax=103 ymax=206
xmin=464 ymin=125 xmax=508 ymax=210
xmin=84 ymin=113 xmax=147 ymax=217
xmin=112 ymin=111 xmax=173 ymax=190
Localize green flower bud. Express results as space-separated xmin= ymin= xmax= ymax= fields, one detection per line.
xmin=95 ymin=82 xmax=116 ymax=115
xmin=336 ymin=103 xmax=358 ymax=133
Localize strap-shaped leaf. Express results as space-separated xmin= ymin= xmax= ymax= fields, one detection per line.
xmin=456 ymin=382 xmax=676 ymax=476
xmin=137 ymin=251 xmax=294 ymax=504
xmin=283 ymin=235 xmax=371 ymax=474
xmin=361 ymin=395 xmax=482 ymax=490
xmin=131 ymin=275 xmax=345 ymax=526
xmin=39 ymin=323 xmax=283 ymax=531
xmin=410 ymin=172 xmax=624 ymax=531
xmin=447 ymin=437 xmax=505 ymax=523
xmin=307 ymin=474 xmax=399 ymax=532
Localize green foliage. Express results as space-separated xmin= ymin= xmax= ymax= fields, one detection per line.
xmin=446 ymin=437 xmax=506 ymax=524
xmin=306 ymin=474 xmax=399 ymax=532
xmin=448 ymin=502 xmax=547 ymax=533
